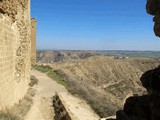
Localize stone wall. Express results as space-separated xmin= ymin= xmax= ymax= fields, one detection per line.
xmin=31 ymin=18 xmax=36 ymax=64
xmin=53 ymin=94 xmax=72 ymax=120
xmin=53 ymin=92 xmax=100 ymax=120
xmin=0 ymin=0 xmax=31 ymax=111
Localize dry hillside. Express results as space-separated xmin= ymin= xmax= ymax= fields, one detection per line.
xmin=37 ymin=50 xmax=103 ymax=63
xmin=47 ymin=56 xmax=160 ymax=117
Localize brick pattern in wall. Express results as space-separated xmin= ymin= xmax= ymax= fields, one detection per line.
xmin=0 ymin=0 xmax=31 ymax=111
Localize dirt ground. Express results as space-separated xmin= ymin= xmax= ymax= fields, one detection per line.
xmin=24 ymin=70 xmax=67 ymax=120
xmin=24 ymin=70 xmax=99 ymax=120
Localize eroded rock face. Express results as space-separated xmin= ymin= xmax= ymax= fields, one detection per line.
xmin=141 ymin=66 xmax=160 ymax=93
xmin=146 ymin=0 xmax=160 ymax=37
xmin=116 ymin=67 xmax=160 ymax=120
xmin=142 ymin=67 xmax=160 ymax=120
xmin=116 ymin=96 xmax=151 ymax=120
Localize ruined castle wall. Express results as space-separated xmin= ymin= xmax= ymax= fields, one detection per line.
xmin=31 ymin=18 xmax=36 ymax=64
xmin=0 ymin=0 xmax=31 ymax=110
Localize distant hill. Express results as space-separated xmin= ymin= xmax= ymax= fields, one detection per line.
xmin=99 ymin=50 xmax=160 ymax=58
xmin=37 ymin=50 xmax=160 ymax=63
xmin=37 ymin=50 xmax=102 ymax=63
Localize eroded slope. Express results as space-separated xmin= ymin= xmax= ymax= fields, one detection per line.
xmin=50 ymin=56 xmax=159 ymax=117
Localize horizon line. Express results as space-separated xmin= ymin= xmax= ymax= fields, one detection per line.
xmin=36 ymin=49 xmax=160 ymax=52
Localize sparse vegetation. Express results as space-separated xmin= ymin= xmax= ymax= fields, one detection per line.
xmin=33 ymin=64 xmax=68 ymax=87
xmin=0 ymin=74 xmax=38 ymax=120
xmin=47 ymin=70 xmax=68 ymax=87
xmin=0 ymin=113 xmax=19 ymax=120
xmin=32 ymin=58 xmax=159 ymax=117
xmin=32 ymin=64 xmax=52 ymax=73
xmin=65 ymin=80 xmax=118 ymax=117
xmin=32 ymin=64 xmax=118 ymax=117
xmin=29 ymin=75 xmax=38 ymax=87
xmin=0 ymin=88 xmax=36 ymax=120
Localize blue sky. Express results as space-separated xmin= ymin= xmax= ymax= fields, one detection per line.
xmin=31 ymin=0 xmax=160 ymax=50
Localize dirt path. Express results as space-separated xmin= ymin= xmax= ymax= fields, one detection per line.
xmin=24 ymin=70 xmax=67 ymax=120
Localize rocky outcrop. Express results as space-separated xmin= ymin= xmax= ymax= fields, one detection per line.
xmin=146 ymin=0 xmax=160 ymax=37
xmin=116 ymin=66 xmax=160 ymax=120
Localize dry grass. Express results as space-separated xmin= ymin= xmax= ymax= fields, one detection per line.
xmin=0 ymin=76 xmax=37 ymax=120
xmin=65 ymin=80 xmax=118 ymax=117
xmin=32 ymin=64 xmax=52 ymax=73
xmin=29 ymin=75 xmax=38 ymax=87
xmin=0 ymin=113 xmax=19 ymax=120
xmin=32 ymin=57 xmax=159 ymax=118
xmin=33 ymin=64 xmax=68 ymax=87
xmin=10 ymin=88 xmax=35 ymax=119
xmin=32 ymin=64 xmax=118 ymax=117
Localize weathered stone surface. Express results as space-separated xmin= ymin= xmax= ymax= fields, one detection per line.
xmin=53 ymin=92 xmax=100 ymax=120
xmin=123 ymin=95 xmax=151 ymax=120
xmin=140 ymin=67 xmax=160 ymax=93
xmin=146 ymin=0 xmax=160 ymax=37
xmin=31 ymin=18 xmax=36 ymax=64
xmin=0 ymin=0 xmax=18 ymax=22
xmin=0 ymin=0 xmax=31 ymax=110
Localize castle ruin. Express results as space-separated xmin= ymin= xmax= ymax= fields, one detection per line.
xmin=0 ymin=0 xmax=34 ymax=111
xmin=31 ymin=18 xmax=36 ymax=64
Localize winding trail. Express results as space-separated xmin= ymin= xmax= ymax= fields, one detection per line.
xmin=24 ymin=70 xmax=67 ymax=120
xmin=24 ymin=70 xmax=100 ymax=120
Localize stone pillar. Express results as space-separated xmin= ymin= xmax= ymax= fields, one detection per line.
xmin=31 ymin=18 xmax=37 ymax=64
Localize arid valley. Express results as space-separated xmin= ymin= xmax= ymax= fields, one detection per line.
xmin=36 ymin=50 xmax=160 ymax=117
xmin=1 ymin=0 xmax=160 ymax=120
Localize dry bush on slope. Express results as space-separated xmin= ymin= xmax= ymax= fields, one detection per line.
xmin=33 ymin=57 xmax=160 ymax=117
xmin=50 ymin=57 xmax=160 ymax=117
xmin=29 ymin=75 xmax=38 ymax=87
xmin=67 ymin=81 xmax=119 ymax=117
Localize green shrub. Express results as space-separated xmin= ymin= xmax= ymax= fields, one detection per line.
xmin=32 ymin=65 xmax=68 ymax=87
xmin=47 ymin=70 xmax=68 ymax=87
xmin=32 ymin=65 xmax=52 ymax=73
